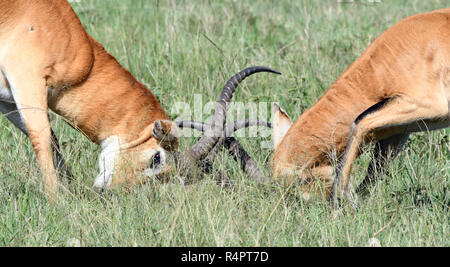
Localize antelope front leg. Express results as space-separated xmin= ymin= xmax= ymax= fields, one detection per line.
xmin=5 ymin=74 xmax=58 ymax=200
xmin=0 ymin=100 xmax=73 ymax=181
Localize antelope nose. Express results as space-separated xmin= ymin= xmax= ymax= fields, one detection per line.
xmin=93 ymin=172 xmax=112 ymax=190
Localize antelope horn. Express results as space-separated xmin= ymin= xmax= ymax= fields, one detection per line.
xmin=176 ymin=121 xmax=207 ymax=132
xmin=225 ymin=119 xmax=272 ymax=137
xmin=177 ymin=120 xmax=271 ymax=182
xmin=184 ymin=66 xmax=281 ymax=161
xmin=224 ymin=137 xmax=269 ymax=183
xmin=176 ymin=119 xmax=272 ymax=137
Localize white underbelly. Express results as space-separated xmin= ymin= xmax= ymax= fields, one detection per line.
xmin=0 ymin=73 xmax=13 ymax=101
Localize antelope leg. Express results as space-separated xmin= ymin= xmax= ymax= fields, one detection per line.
xmin=356 ymin=133 xmax=409 ymax=194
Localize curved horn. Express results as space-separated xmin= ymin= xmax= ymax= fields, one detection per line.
xmin=184 ymin=66 xmax=281 ymax=161
xmin=176 ymin=121 xmax=207 ymax=132
xmin=226 ymin=120 xmax=271 ymax=137
xmin=176 ymin=119 xmax=272 ymax=137
xmin=224 ymin=137 xmax=269 ymax=183
xmin=177 ymin=120 xmax=271 ymax=182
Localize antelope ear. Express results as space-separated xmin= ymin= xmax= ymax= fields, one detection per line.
xmin=273 ymin=103 xmax=292 ymax=149
xmin=152 ymin=120 xmax=179 ymax=151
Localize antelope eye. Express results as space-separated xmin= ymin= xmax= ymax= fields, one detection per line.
xmin=148 ymin=151 xmax=161 ymax=169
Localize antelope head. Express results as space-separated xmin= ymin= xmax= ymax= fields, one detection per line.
xmin=93 ymin=119 xmax=181 ymax=189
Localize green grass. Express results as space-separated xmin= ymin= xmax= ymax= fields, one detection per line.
xmin=0 ymin=0 xmax=448 ymax=246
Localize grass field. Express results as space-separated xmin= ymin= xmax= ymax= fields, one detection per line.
xmin=0 ymin=0 xmax=448 ymax=246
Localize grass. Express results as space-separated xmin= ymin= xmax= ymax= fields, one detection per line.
xmin=0 ymin=0 xmax=448 ymax=246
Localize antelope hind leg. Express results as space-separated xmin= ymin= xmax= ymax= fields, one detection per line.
xmin=356 ymin=133 xmax=410 ymax=195
xmin=331 ymin=94 xmax=448 ymax=209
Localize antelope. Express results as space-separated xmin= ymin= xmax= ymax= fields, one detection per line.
xmin=270 ymin=8 xmax=450 ymax=206
xmin=0 ymin=0 xmax=280 ymax=199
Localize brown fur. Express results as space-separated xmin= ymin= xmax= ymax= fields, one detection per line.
xmin=272 ymin=9 xmax=450 ymax=199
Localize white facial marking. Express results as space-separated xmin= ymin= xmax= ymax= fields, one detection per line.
xmin=93 ymin=136 xmax=122 ymax=189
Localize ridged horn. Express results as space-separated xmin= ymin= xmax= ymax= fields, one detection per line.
xmin=185 ymin=66 xmax=281 ymax=161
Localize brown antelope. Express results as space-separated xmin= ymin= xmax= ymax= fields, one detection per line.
xmin=0 ymin=0 xmax=279 ymax=199
xmin=266 ymin=8 xmax=450 ymax=206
